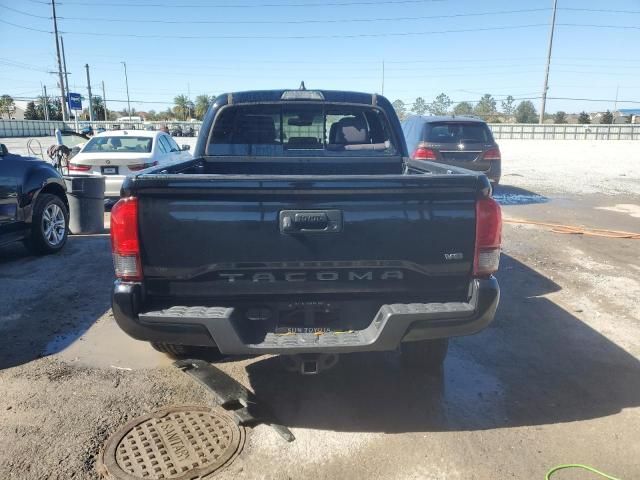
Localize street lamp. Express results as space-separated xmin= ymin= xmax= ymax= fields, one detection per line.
xmin=121 ymin=61 xmax=132 ymax=120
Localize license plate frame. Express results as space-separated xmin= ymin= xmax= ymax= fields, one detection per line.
xmin=101 ymin=166 xmax=118 ymax=175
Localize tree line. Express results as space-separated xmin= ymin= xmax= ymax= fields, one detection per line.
xmin=123 ymin=94 xmax=215 ymax=122
xmin=0 ymin=93 xmax=216 ymax=122
xmin=391 ymin=93 xmax=612 ymax=124
xmin=1 ymin=92 xmax=619 ymax=125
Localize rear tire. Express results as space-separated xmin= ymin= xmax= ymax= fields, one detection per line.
xmin=150 ymin=342 xmax=224 ymax=361
xmin=25 ymin=193 xmax=69 ymax=255
xmin=401 ymin=338 xmax=449 ymax=373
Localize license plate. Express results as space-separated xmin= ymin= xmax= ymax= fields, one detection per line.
xmin=276 ymin=327 xmax=333 ymax=334
xmin=102 ymin=166 xmax=118 ymax=174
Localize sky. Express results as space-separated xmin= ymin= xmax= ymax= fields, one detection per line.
xmin=1 ymin=0 xmax=639 ymax=115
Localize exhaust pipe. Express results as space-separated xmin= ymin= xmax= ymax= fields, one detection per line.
xmin=280 ymin=353 xmax=340 ymax=375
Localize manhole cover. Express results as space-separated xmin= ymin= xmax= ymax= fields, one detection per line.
xmin=99 ymin=405 xmax=244 ymax=480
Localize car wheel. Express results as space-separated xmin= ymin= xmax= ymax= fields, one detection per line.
xmin=150 ymin=342 xmax=224 ymax=361
xmin=25 ymin=193 xmax=69 ymax=255
xmin=401 ymin=338 xmax=449 ymax=373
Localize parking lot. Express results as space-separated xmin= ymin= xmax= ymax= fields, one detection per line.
xmin=1 ymin=138 xmax=639 ymax=479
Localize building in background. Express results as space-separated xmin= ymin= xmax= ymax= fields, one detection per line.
xmin=617 ymin=109 xmax=640 ymax=124
xmin=1 ymin=100 xmax=29 ymax=120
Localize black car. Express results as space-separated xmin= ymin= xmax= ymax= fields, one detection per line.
xmin=170 ymin=125 xmax=183 ymax=137
xmin=80 ymin=126 xmax=94 ymax=136
xmin=402 ymin=115 xmax=501 ymax=184
xmin=0 ymin=144 xmax=69 ymax=254
xmin=182 ymin=125 xmax=195 ymax=137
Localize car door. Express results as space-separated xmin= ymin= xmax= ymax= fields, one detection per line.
xmin=0 ymin=153 xmax=28 ymax=242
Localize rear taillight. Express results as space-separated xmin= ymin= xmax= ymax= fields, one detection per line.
xmin=413 ymin=146 xmax=437 ymax=160
xmin=110 ymin=197 xmax=142 ymax=281
xmin=483 ymin=148 xmax=501 ymax=161
xmin=473 ymin=196 xmax=502 ymax=276
xmin=68 ymin=163 xmax=91 ymax=172
xmin=128 ymin=161 xmax=158 ymax=171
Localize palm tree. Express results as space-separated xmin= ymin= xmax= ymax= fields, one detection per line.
xmin=194 ymin=94 xmax=212 ymax=120
xmin=92 ymin=95 xmax=106 ymax=120
xmin=0 ymin=94 xmax=15 ymax=119
xmin=173 ymin=94 xmax=189 ymax=121
xmin=36 ymin=95 xmax=51 ymax=120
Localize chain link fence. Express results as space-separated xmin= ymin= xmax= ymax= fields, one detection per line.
xmin=2 ymin=119 xmax=640 ymax=140
xmin=488 ymin=123 xmax=640 ymax=140
xmin=0 ymin=120 xmax=203 ymax=137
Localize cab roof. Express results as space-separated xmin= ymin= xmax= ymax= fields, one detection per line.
xmin=404 ymin=115 xmax=487 ymax=124
xmin=214 ymin=89 xmax=386 ymax=106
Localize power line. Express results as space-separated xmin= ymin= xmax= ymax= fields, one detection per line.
xmin=561 ymin=7 xmax=640 ymax=14
xmin=60 ymin=53 xmax=640 ymax=65
xmin=0 ymin=58 xmax=51 ymax=73
xmin=9 ymin=92 xmax=639 ymax=107
xmin=52 ymin=7 xmax=640 ymax=25
xmin=27 ymin=23 xmax=556 ymax=39
xmin=3 ymin=16 xmax=638 ymax=39
xmin=57 ymin=8 xmax=550 ymax=25
xmin=0 ymin=4 xmax=50 ymax=18
xmin=547 ymin=96 xmax=640 ymax=105
xmin=558 ymin=23 xmax=640 ymax=31
xmin=89 ymin=54 xmax=548 ymax=65
xmin=56 ymin=0 xmax=447 ymax=7
xmin=0 ymin=19 xmax=51 ymax=33
xmin=6 ymin=4 xmax=639 ymax=25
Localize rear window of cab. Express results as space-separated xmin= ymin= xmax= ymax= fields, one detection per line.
xmin=207 ymin=103 xmax=398 ymax=157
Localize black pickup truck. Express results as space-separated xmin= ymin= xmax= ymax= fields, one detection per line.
xmin=110 ymin=89 xmax=501 ymax=374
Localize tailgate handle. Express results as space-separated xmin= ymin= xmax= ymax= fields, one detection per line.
xmin=280 ymin=210 xmax=342 ymax=234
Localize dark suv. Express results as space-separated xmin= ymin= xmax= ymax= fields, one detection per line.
xmin=402 ymin=115 xmax=501 ymax=184
xmin=0 ymin=144 xmax=69 ymax=254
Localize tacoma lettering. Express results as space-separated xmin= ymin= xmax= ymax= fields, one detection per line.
xmin=217 ymin=270 xmax=404 ymax=282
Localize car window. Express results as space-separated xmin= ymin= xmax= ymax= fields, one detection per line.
xmin=82 ymin=136 xmax=153 ymax=153
xmin=158 ymin=136 xmax=171 ymax=153
xmin=425 ymin=122 xmax=492 ymax=143
xmin=60 ymin=132 xmax=89 ymax=148
xmin=166 ymin=136 xmax=181 ymax=153
xmin=208 ymin=103 xmax=397 ymax=157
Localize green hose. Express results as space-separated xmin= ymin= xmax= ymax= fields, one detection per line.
xmin=546 ymin=464 xmax=621 ymax=480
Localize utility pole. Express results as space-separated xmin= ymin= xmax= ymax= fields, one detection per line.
xmin=61 ymin=36 xmax=71 ymax=121
xmin=381 ymin=60 xmax=385 ymax=96
xmin=539 ymin=0 xmax=558 ymax=124
xmin=51 ymin=0 xmax=67 ymax=121
xmin=187 ymin=82 xmax=192 ymax=119
xmin=85 ymin=64 xmax=94 ymax=122
xmin=121 ymin=61 xmax=132 ymax=120
xmin=42 ymin=84 xmax=50 ymax=120
xmin=102 ymin=80 xmax=108 ymax=121
xmin=614 ymin=85 xmax=619 ymax=112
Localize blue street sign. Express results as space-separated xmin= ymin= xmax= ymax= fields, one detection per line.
xmin=68 ymin=92 xmax=82 ymax=110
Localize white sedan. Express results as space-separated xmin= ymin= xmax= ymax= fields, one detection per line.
xmin=68 ymin=130 xmax=192 ymax=198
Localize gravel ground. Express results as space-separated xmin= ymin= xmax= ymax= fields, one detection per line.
xmin=0 ymin=136 xmax=639 ymax=479
xmin=2 ymin=136 xmax=639 ymax=196
xmin=499 ymin=139 xmax=640 ymax=196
